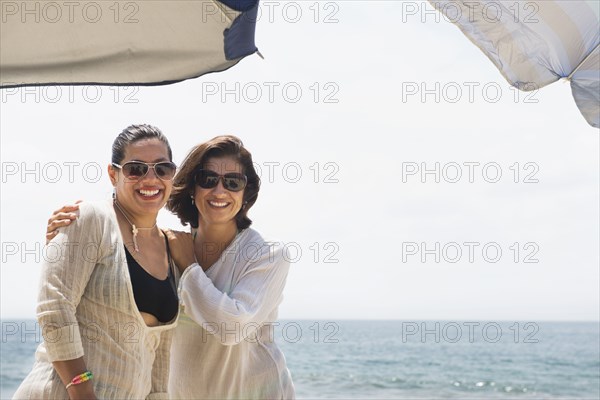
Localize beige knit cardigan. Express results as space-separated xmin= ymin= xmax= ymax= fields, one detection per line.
xmin=13 ymin=201 xmax=177 ymax=399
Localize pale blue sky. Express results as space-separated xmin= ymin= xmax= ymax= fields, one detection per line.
xmin=1 ymin=1 xmax=598 ymax=321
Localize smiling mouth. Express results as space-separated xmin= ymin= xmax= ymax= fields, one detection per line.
xmin=138 ymin=189 xmax=160 ymax=197
xmin=208 ymin=200 xmax=230 ymax=208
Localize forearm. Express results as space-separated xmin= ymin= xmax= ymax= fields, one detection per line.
xmin=52 ymin=357 xmax=96 ymax=400
xmin=180 ymin=264 xmax=254 ymax=324
xmin=179 ymin=258 xmax=289 ymax=345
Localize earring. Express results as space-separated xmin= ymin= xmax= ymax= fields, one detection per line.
xmin=191 ymin=196 xmax=195 ymax=205
xmin=112 ymin=187 xmax=116 ymax=200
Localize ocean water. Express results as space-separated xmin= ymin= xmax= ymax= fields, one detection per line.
xmin=1 ymin=320 xmax=598 ymax=399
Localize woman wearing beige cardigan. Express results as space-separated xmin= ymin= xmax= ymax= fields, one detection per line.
xmin=15 ymin=125 xmax=179 ymax=399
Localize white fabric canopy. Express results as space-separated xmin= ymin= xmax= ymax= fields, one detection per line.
xmin=429 ymin=0 xmax=600 ymax=127
xmin=0 ymin=0 xmax=259 ymax=87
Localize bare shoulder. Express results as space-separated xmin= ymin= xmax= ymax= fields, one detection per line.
xmin=163 ymin=229 xmax=191 ymax=239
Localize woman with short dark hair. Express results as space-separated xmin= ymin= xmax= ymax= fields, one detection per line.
xmin=165 ymin=135 xmax=295 ymax=399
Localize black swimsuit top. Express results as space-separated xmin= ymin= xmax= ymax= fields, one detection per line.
xmin=124 ymin=234 xmax=178 ymax=323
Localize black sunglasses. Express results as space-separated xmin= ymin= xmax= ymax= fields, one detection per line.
xmin=195 ymin=169 xmax=247 ymax=192
xmin=112 ymin=161 xmax=177 ymax=181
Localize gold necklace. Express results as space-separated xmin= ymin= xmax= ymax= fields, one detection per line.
xmin=114 ymin=199 xmax=157 ymax=252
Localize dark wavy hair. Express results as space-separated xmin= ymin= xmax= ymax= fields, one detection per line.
xmin=112 ymin=124 xmax=172 ymax=164
xmin=167 ymin=135 xmax=260 ymax=230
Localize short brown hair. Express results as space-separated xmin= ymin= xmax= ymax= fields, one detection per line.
xmin=167 ymin=135 xmax=260 ymax=229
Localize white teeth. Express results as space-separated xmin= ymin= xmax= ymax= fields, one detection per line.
xmin=209 ymin=201 xmax=228 ymax=208
xmin=139 ymin=189 xmax=159 ymax=196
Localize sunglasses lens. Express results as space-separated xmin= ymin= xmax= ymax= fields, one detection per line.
xmin=195 ymin=171 xmax=247 ymax=191
xmin=223 ymin=174 xmax=247 ymax=192
xmin=123 ymin=162 xmax=148 ymax=179
xmin=155 ymin=163 xmax=176 ymax=180
xmin=196 ymin=170 xmax=219 ymax=189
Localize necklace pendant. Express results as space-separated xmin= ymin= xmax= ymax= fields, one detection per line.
xmin=132 ymin=224 xmax=140 ymax=252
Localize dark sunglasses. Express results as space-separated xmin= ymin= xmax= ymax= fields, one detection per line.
xmin=195 ymin=169 xmax=247 ymax=192
xmin=112 ymin=161 xmax=177 ymax=181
